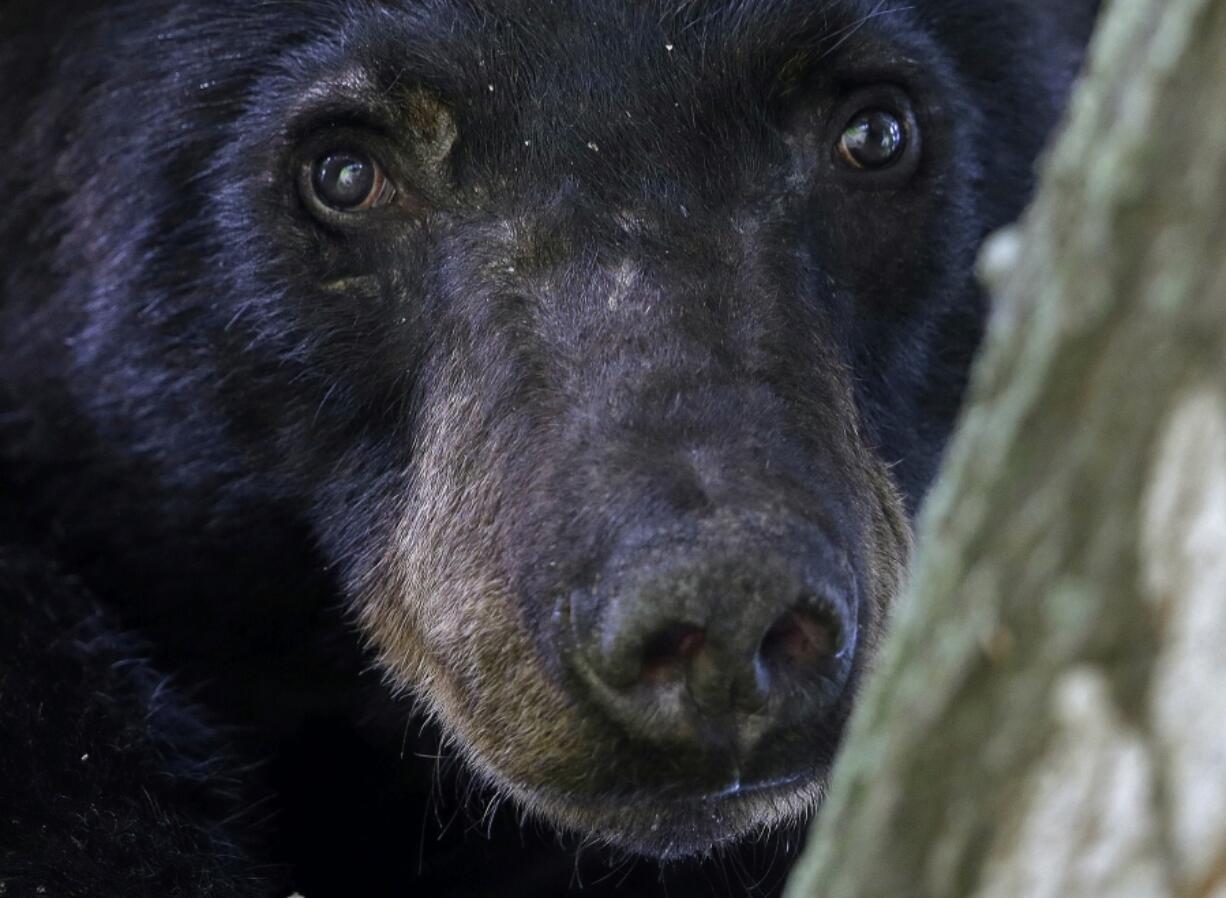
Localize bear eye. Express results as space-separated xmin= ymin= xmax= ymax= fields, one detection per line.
xmin=308 ymin=150 xmax=394 ymax=212
xmin=836 ymin=109 xmax=907 ymax=170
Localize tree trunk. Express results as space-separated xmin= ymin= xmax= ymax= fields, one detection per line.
xmin=784 ymin=1 xmax=1226 ymax=896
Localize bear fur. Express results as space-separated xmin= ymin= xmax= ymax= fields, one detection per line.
xmin=0 ymin=1 xmax=1097 ymax=895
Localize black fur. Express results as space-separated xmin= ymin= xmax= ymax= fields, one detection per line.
xmin=0 ymin=536 xmax=265 ymax=896
xmin=1 ymin=2 xmax=1097 ymax=895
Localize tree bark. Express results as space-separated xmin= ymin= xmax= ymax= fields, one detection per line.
xmin=784 ymin=1 xmax=1226 ymax=896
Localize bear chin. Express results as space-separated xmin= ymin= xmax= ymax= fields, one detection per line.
xmin=507 ymin=771 xmax=824 ymax=858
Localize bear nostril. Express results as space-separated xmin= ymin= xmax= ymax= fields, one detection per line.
xmin=640 ymin=622 xmax=706 ymax=685
xmin=569 ymin=539 xmax=860 ymax=759
xmin=759 ymin=604 xmax=843 ymax=669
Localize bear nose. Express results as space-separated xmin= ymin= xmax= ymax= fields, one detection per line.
xmin=568 ymin=539 xmax=857 ymax=754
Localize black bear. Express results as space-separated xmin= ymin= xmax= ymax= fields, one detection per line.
xmin=0 ymin=1 xmax=1098 ymax=895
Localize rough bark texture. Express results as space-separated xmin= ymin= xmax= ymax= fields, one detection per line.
xmin=784 ymin=1 xmax=1226 ymax=896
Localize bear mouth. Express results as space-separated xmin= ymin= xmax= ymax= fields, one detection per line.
xmin=686 ymin=771 xmax=814 ymax=802
xmin=517 ymin=766 xmax=825 ymax=858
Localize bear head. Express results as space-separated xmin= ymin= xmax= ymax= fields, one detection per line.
xmin=0 ymin=0 xmax=1098 ymax=858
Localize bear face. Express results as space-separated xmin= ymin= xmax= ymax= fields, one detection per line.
xmin=0 ymin=0 xmax=1096 ymax=864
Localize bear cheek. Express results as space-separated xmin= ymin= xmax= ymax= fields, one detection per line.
xmin=864 ymin=461 xmax=914 ymax=647
xmin=352 ymin=369 xmax=599 ymax=793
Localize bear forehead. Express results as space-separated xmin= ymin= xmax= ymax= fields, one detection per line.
xmin=296 ymin=0 xmax=930 ymax=103
xmin=318 ymin=0 xmax=919 ymax=80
